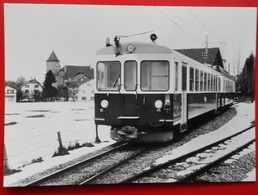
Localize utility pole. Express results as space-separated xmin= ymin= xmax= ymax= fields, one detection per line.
xmin=205 ymin=35 xmax=208 ymax=63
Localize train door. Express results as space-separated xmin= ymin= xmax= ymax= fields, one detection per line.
xmin=180 ymin=64 xmax=188 ymax=132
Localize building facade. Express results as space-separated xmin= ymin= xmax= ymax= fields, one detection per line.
xmin=20 ymin=79 xmax=43 ymax=101
xmin=46 ymin=51 xmax=94 ymax=101
xmin=5 ymin=84 xmax=17 ymax=103
xmin=77 ymin=79 xmax=95 ymax=101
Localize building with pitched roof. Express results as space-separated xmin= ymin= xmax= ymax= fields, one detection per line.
xmin=20 ymin=79 xmax=43 ymax=101
xmin=5 ymin=82 xmax=17 ymax=103
xmin=46 ymin=51 xmax=94 ymax=101
xmin=57 ymin=65 xmax=94 ymax=83
xmin=77 ymin=79 xmax=95 ymax=101
xmin=175 ymin=47 xmax=224 ymax=68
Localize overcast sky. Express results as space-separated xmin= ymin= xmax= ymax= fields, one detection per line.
xmin=4 ymin=4 xmax=257 ymax=83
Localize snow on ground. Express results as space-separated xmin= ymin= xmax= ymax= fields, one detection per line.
xmin=4 ymin=101 xmax=114 ymax=186
xmin=154 ymin=102 xmax=256 ymax=182
xmin=3 ymin=101 xmax=256 ymax=185
xmin=242 ymin=169 xmax=256 ymax=181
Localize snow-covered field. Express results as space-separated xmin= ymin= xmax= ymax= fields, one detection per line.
xmin=4 ymin=102 xmax=113 ymax=170
xmin=3 ymin=101 xmax=255 ymax=186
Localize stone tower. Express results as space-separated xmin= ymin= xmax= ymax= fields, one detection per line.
xmin=46 ymin=51 xmax=61 ymax=75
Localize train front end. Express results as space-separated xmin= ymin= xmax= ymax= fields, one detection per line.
xmin=94 ymin=39 xmax=180 ymax=142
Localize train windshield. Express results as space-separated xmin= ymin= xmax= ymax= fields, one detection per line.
xmin=124 ymin=61 xmax=137 ymax=91
xmin=97 ymin=61 xmax=121 ymax=90
xmin=141 ymin=61 xmax=169 ymax=91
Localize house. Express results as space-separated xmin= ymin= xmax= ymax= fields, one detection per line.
xmin=5 ymin=83 xmax=17 ymax=103
xmin=175 ymin=47 xmax=224 ymax=68
xmin=20 ymin=79 xmax=43 ymax=101
xmin=46 ymin=51 xmax=95 ymax=101
xmin=77 ymin=79 xmax=95 ymax=101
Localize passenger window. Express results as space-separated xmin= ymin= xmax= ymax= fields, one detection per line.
xmin=211 ymin=75 xmax=213 ymax=91
xmin=215 ymin=76 xmax=217 ymax=91
xmin=218 ymin=78 xmax=221 ymax=92
xmin=200 ymin=70 xmax=203 ymax=91
xmin=190 ymin=67 xmax=194 ymax=91
xmin=204 ymin=72 xmax=207 ymax=91
xmin=195 ymin=69 xmax=199 ymax=91
xmin=175 ymin=62 xmax=178 ymax=91
xmin=124 ymin=61 xmax=137 ymax=91
xmin=208 ymin=73 xmax=210 ymax=91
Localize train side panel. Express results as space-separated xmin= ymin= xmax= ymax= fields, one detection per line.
xmin=188 ymin=93 xmax=216 ymax=119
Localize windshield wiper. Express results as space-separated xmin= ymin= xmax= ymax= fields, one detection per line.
xmin=107 ymin=74 xmax=121 ymax=96
xmin=112 ymin=73 xmax=120 ymax=88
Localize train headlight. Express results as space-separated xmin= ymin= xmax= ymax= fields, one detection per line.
xmin=101 ymin=100 xmax=109 ymax=108
xmin=154 ymin=100 xmax=163 ymax=109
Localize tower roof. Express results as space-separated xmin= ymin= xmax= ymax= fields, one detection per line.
xmin=46 ymin=51 xmax=60 ymax=62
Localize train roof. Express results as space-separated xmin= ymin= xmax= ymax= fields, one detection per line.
xmin=96 ymin=42 xmax=173 ymax=55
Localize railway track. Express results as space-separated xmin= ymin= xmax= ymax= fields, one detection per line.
xmin=23 ymin=123 xmax=255 ymax=185
xmin=23 ymin=142 xmax=148 ymax=186
xmin=118 ymin=124 xmax=255 ymax=183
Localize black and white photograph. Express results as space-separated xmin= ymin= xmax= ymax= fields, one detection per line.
xmin=4 ymin=4 xmax=256 ymax=186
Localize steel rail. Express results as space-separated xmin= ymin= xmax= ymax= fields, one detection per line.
xmin=177 ymin=139 xmax=255 ymax=182
xmin=120 ymin=124 xmax=255 ymax=183
xmin=79 ymin=148 xmax=149 ymax=185
xmin=23 ymin=142 xmax=129 ymax=186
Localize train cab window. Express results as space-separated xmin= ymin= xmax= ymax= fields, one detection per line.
xmin=204 ymin=72 xmax=207 ymax=91
xmin=97 ymin=61 xmax=121 ymax=91
xmin=141 ymin=61 xmax=169 ymax=91
xmin=200 ymin=70 xmax=203 ymax=91
xmin=195 ymin=69 xmax=199 ymax=91
xmin=189 ymin=67 xmax=194 ymax=91
xmin=124 ymin=61 xmax=137 ymax=91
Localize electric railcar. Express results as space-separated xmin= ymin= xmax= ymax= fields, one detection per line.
xmin=94 ymin=36 xmax=235 ymax=142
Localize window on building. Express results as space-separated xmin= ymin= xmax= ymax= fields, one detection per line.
xmin=25 ymin=85 xmax=29 ymax=88
xmin=35 ymin=84 xmax=39 ymax=88
xmin=7 ymin=89 xmax=14 ymax=94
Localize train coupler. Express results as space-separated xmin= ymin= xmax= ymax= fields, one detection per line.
xmin=111 ymin=126 xmax=139 ymax=142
